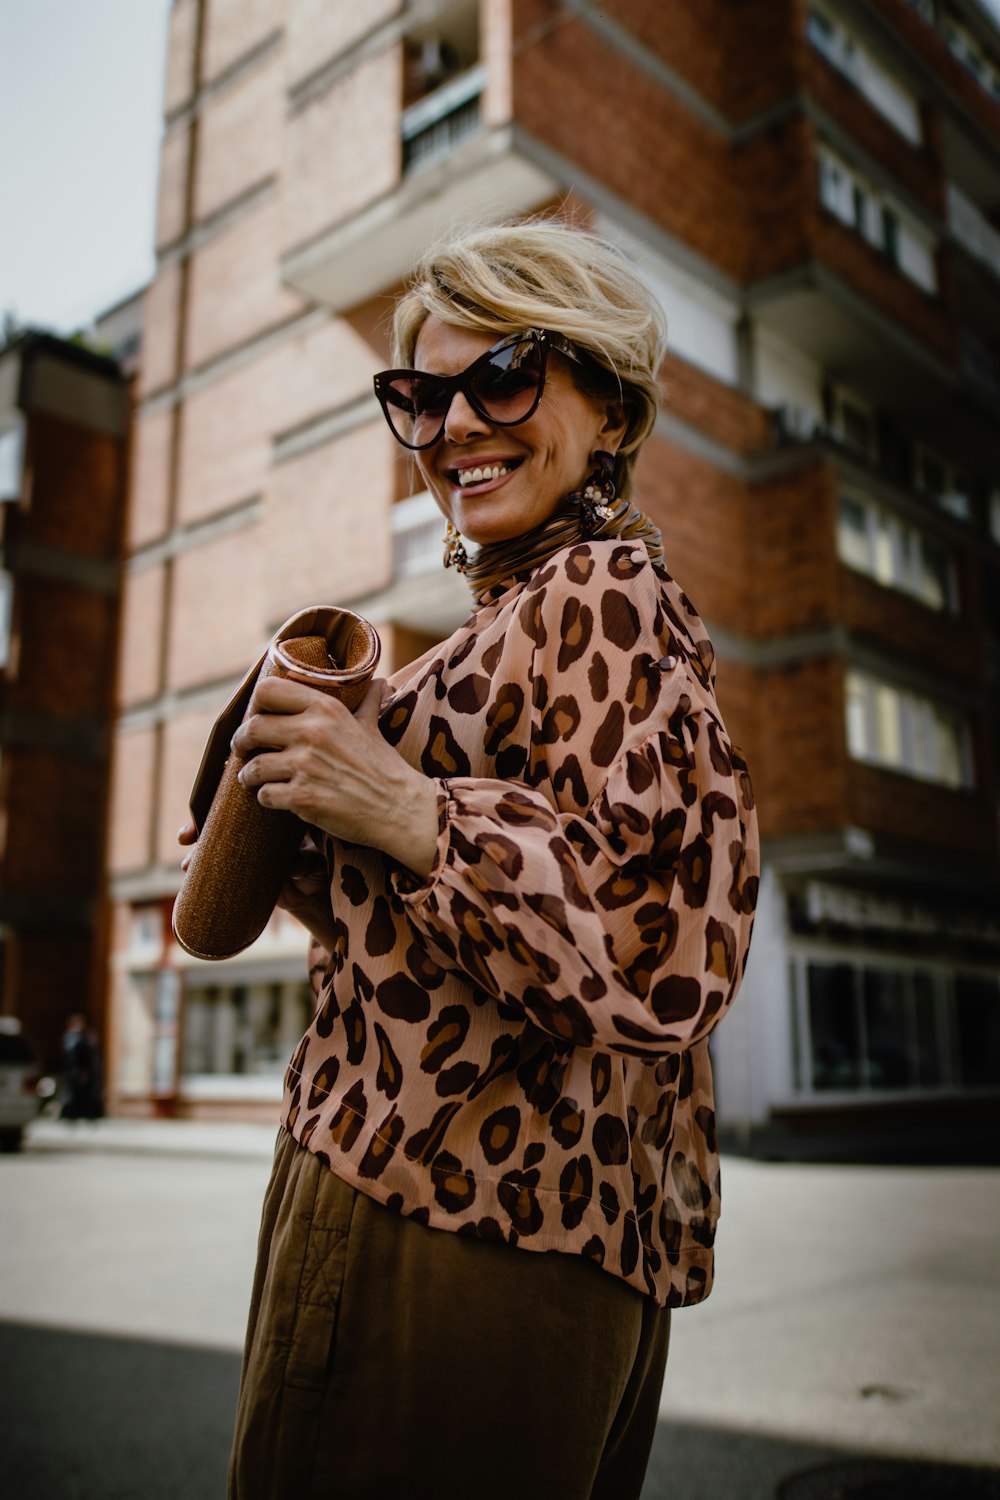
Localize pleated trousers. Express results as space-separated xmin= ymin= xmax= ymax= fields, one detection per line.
xmin=229 ymin=1128 xmax=671 ymax=1500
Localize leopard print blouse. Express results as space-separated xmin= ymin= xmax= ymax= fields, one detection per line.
xmin=282 ymin=538 xmax=759 ymax=1307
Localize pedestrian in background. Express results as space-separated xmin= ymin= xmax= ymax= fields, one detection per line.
xmin=60 ymin=1014 xmax=102 ymax=1121
xmin=194 ymin=219 xmax=759 ymax=1500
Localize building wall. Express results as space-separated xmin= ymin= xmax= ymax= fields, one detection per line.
xmin=0 ymin=342 xmax=130 ymax=1071
xmin=106 ymin=0 xmax=1000 ymax=1138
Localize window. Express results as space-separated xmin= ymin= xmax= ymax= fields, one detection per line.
xmin=837 ymin=493 xmax=957 ymax=610
xmin=817 ymin=146 xmax=938 ymax=291
xmin=129 ymin=904 xmax=164 ymax=960
xmin=181 ymin=980 xmax=314 ymax=1078
xmin=808 ymin=5 xmax=922 ymax=141
xmin=830 ymin=387 xmax=877 ymax=459
xmin=819 ymin=150 xmax=855 ymax=223
xmin=955 ymin=977 xmax=1000 ymax=1087
xmin=845 ymin=669 xmax=971 ymax=787
xmin=0 ymin=569 xmax=11 ymax=669
xmin=0 ymin=418 xmax=24 ymax=503
xmin=945 ymin=17 xmax=991 ymax=84
xmin=914 ymin=447 xmax=971 ymax=520
xmin=796 ymin=959 xmax=998 ymax=1095
xmin=808 ymin=963 xmax=862 ymax=1089
xmin=883 ymin=206 xmax=901 ymax=268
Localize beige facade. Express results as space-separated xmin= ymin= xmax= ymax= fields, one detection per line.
xmin=109 ymin=0 xmax=1000 ymax=1151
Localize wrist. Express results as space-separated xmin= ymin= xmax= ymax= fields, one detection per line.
xmin=380 ymin=770 xmax=440 ymax=879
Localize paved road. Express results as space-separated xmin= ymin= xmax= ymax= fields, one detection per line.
xmin=2 ymin=1118 xmax=998 ymax=1499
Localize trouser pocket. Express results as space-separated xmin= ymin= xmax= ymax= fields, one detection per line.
xmin=229 ymin=1140 xmax=357 ymax=1500
xmin=283 ymin=1214 xmax=351 ymax=1391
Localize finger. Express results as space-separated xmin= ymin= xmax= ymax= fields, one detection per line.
xmin=232 ymin=710 xmax=296 ymax=761
xmin=238 ymin=750 xmax=291 ymax=790
xmin=354 ymin=678 xmax=387 ymax=728
xmin=251 ymin=675 xmax=320 ymax=714
xmin=178 ymin=822 xmax=197 ymax=846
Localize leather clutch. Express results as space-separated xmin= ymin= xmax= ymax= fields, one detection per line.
xmin=171 ymin=605 xmax=381 ymax=961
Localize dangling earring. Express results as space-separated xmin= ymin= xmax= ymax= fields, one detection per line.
xmin=442 ymin=520 xmax=469 ymax=573
xmin=569 ymin=450 xmax=617 ymax=536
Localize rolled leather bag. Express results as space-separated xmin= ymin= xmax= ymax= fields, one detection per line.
xmin=172 ymin=605 xmax=381 ymax=961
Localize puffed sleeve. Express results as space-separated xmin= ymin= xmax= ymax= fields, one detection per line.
xmin=393 ymin=545 xmax=759 ymax=1057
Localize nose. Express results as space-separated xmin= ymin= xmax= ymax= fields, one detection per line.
xmin=442 ymin=387 xmax=492 ymax=443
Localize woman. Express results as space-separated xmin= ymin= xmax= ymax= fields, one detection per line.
xmin=219 ymin=220 xmax=758 ymax=1500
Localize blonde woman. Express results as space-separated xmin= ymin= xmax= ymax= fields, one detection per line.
xmin=222 ymin=220 xmax=759 ymax=1500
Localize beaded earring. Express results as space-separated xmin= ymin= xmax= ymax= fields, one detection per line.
xmin=568 ymin=450 xmax=617 ymax=535
xmin=442 ymin=520 xmax=469 ymax=573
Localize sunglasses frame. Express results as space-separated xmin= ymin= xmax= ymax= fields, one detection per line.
xmin=373 ymin=329 xmax=582 ymax=451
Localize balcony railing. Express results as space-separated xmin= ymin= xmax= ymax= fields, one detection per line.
xmin=392 ymin=490 xmax=445 ymax=577
xmin=401 ymin=64 xmax=485 ymax=174
xmin=947 ymin=182 xmax=1000 ymax=281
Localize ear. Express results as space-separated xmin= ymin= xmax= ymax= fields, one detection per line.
xmin=598 ymin=400 xmax=628 ymax=452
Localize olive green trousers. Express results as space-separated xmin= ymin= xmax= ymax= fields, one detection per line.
xmin=228 ymin=1128 xmax=671 ymax=1500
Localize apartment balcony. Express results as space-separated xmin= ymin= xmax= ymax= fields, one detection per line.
xmin=750 ymin=200 xmax=1000 ymax=464
xmin=401 ymin=64 xmax=485 ymax=173
xmin=350 ymin=491 xmax=470 ymax=638
xmin=281 ymin=74 xmax=557 ymax=314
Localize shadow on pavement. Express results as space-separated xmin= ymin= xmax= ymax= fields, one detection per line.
xmin=642 ymin=1418 xmax=1000 ymax=1500
xmin=0 ymin=1320 xmax=241 ymax=1500
xmin=2 ymin=1319 xmax=998 ymax=1500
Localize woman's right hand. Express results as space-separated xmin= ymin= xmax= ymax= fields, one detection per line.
xmin=276 ymin=835 xmax=338 ymax=950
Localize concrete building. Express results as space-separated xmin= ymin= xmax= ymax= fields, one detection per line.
xmin=108 ymin=0 xmax=1000 ymax=1151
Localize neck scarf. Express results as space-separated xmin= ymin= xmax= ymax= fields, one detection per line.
xmin=463 ymin=495 xmax=664 ymax=604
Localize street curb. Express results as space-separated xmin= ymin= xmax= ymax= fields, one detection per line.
xmin=23 ymin=1118 xmax=279 ymax=1162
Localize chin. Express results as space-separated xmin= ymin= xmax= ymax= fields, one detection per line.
xmin=453 ymin=495 xmax=563 ymax=547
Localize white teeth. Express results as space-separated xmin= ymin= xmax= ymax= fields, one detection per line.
xmin=457 ymin=464 xmax=509 ymax=487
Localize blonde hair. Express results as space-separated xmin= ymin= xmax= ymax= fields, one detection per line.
xmin=391 ymin=219 xmax=667 ymax=498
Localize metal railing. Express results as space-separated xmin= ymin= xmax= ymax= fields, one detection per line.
xmin=401 ymin=63 xmax=485 ymax=173
xmin=391 ymin=491 xmax=443 ymax=577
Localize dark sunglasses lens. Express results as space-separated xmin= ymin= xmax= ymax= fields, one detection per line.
xmin=379 ymin=337 xmax=545 ymax=447
xmin=381 ymin=375 xmax=451 ymax=446
xmin=470 ymin=340 xmax=544 ymax=423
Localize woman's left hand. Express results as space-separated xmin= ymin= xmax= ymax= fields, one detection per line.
xmin=231 ymin=676 xmax=439 ymax=878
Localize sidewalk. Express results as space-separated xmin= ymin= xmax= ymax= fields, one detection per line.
xmin=6 ymin=1119 xmax=1000 ymax=1497
xmin=25 ymin=1114 xmax=279 ymax=1160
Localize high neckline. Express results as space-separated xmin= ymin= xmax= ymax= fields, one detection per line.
xmin=462 ymin=496 xmax=664 ymax=604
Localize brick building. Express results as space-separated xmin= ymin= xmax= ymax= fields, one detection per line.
xmin=0 ymin=332 xmax=132 ymax=1071
xmin=108 ymin=0 xmax=1000 ymax=1150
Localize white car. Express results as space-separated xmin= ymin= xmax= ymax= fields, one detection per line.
xmin=0 ymin=1018 xmax=44 ymax=1151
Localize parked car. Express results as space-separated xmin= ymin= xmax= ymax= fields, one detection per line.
xmin=0 ymin=1018 xmax=45 ymax=1151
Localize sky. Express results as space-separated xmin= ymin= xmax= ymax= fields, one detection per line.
xmin=4 ymin=0 xmax=1000 ymax=338
xmin=0 ymin=0 xmax=172 ymax=335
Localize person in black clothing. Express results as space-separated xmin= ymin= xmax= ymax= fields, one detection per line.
xmin=61 ymin=1014 xmax=102 ymax=1121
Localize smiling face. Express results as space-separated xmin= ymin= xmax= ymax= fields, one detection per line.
xmin=411 ymin=317 xmax=627 ymax=546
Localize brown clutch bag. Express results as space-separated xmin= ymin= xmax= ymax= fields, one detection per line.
xmin=171 ymin=605 xmax=381 ymax=961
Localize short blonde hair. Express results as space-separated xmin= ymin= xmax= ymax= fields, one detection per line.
xmin=391 ymin=219 xmax=667 ymax=498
